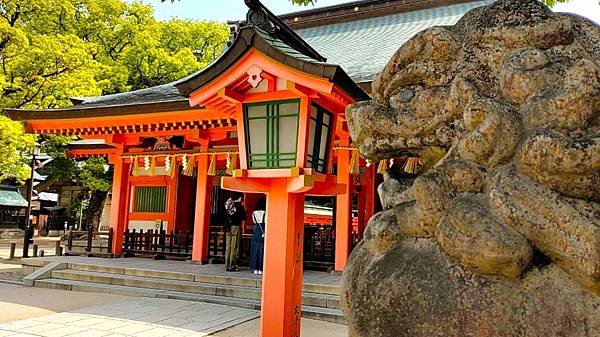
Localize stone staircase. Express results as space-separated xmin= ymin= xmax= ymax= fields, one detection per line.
xmin=29 ymin=262 xmax=344 ymax=324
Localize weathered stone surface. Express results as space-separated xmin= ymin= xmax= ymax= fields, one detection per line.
xmin=377 ymin=173 xmax=414 ymax=210
xmin=341 ymin=239 xmax=600 ymax=337
xmin=342 ymin=0 xmax=600 ymax=336
xmin=362 ymin=209 xmax=404 ymax=256
xmin=436 ymin=193 xmax=532 ymax=279
xmin=490 ymin=166 xmax=600 ymax=289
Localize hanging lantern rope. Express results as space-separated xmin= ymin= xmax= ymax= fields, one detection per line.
xmin=120 ymin=150 xmax=239 ymax=177
xmin=121 ymin=150 xmax=239 ymax=159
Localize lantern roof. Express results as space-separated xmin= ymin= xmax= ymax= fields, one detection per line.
xmin=175 ymin=0 xmax=369 ymax=101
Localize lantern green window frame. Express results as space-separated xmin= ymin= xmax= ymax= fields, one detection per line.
xmin=244 ymin=100 xmax=300 ymax=169
xmin=307 ymin=104 xmax=333 ymax=173
xmin=134 ymin=186 xmax=167 ymax=213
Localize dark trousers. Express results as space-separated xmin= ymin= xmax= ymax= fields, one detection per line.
xmin=225 ymin=226 xmax=241 ymax=268
xmin=250 ymin=235 xmax=264 ymax=271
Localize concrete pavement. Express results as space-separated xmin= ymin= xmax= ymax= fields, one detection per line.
xmin=0 ymin=283 xmax=348 ymax=336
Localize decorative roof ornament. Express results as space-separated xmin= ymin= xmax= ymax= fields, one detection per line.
xmin=243 ymin=0 xmax=326 ymax=62
xmin=247 ymin=66 xmax=264 ymax=88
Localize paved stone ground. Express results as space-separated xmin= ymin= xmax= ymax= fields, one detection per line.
xmin=0 ymin=261 xmax=22 ymax=284
xmin=0 ymin=296 xmax=259 ymax=337
xmin=0 ymin=280 xmax=348 ymax=337
xmin=0 ymin=283 xmax=127 ymax=323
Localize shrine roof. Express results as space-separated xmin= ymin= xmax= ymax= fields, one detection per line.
xmin=69 ymin=83 xmax=184 ymax=108
xmin=295 ymin=0 xmax=492 ymax=83
xmin=0 ymin=185 xmax=28 ymax=208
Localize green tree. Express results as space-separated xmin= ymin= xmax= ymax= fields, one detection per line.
xmin=0 ymin=0 xmax=229 ymax=108
xmin=0 ymin=0 xmax=229 ymax=226
xmin=0 ymin=116 xmax=36 ymax=181
xmin=40 ymin=136 xmax=113 ymax=230
xmin=540 ymin=0 xmax=573 ymax=7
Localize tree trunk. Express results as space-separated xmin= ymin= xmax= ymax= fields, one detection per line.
xmin=84 ymin=190 xmax=109 ymax=232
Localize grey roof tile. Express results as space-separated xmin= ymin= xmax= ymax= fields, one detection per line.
xmin=296 ymin=1 xmax=493 ymax=82
xmin=70 ymin=1 xmax=492 ymax=107
xmin=72 ymin=82 xmax=185 ymax=107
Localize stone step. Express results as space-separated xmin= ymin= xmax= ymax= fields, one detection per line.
xmin=50 ymin=269 xmax=340 ymax=309
xmin=67 ymin=262 xmax=339 ymax=295
xmin=34 ymin=278 xmax=345 ymax=324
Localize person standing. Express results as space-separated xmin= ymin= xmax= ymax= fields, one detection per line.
xmin=250 ymin=197 xmax=266 ymax=275
xmin=224 ymin=194 xmax=245 ymax=272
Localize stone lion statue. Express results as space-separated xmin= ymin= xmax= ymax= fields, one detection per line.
xmin=342 ymin=0 xmax=600 ymax=336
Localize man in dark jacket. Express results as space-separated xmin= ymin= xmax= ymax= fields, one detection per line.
xmin=224 ymin=194 xmax=245 ymax=271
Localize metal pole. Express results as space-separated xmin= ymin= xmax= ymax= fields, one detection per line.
xmin=25 ymin=151 xmax=35 ymax=234
xmin=22 ymin=150 xmax=36 ymax=258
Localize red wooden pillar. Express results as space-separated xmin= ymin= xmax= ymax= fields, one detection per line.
xmin=260 ymin=178 xmax=305 ymax=337
xmin=192 ymin=149 xmax=213 ymax=263
xmin=334 ymin=138 xmax=353 ymax=272
xmin=108 ymin=156 xmax=130 ymax=256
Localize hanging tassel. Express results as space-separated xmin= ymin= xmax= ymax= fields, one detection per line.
xmin=169 ymin=157 xmax=178 ymax=178
xmin=377 ymin=159 xmax=389 ymax=174
xmin=184 ymin=155 xmax=196 ymax=176
xmin=149 ymin=157 xmax=156 ymax=176
xmin=132 ymin=157 xmax=140 ymax=177
xmin=348 ymin=150 xmax=359 ymax=175
xmin=207 ymin=153 xmax=217 ymax=176
xmin=403 ymin=157 xmax=419 ymax=174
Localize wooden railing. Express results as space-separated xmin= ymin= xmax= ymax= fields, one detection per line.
xmin=65 ymin=226 xmax=113 ymax=257
xmin=122 ymin=229 xmax=193 ymax=260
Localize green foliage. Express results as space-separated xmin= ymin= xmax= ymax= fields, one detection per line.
xmin=0 ymin=0 xmax=229 ymax=109
xmin=78 ymin=157 xmax=111 ymax=193
xmin=40 ymin=136 xmax=111 ymax=193
xmin=0 ymin=116 xmax=36 ymax=181
xmin=540 ymin=0 xmax=572 ymax=7
xmin=289 ymin=0 xmax=315 ymax=5
xmin=0 ymin=0 xmax=228 ymax=182
xmin=162 ymin=0 xmax=315 ymax=6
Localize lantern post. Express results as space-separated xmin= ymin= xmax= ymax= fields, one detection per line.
xmin=222 ymin=96 xmax=339 ymax=337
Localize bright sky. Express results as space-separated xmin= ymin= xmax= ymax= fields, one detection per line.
xmin=136 ymin=0 xmax=600 ymax=24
